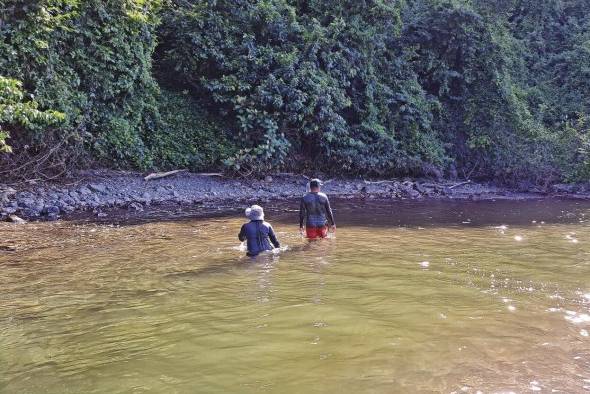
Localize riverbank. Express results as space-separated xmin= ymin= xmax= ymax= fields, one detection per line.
xmin=1 ymin=170 xmax=589 ymax=222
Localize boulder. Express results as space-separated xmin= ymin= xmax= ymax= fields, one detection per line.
xmin=46 ymin=213 xmax=59 ymax=221
xmin=551 ymin=183 xmax=577 ymax=194
xmin=44 ymin=205 xmax=60 ymax=216
xmin=128 ymin=202 xmax=144 ymax=212
xmin=1 ymin=206 xmax=17 ymax=215
xmin=88 ymin=183 xmax=108 ymax=194
xmin=19 ymin=198 xmax=36 ymax=208
xmin=78 ymin=186 xmax=92 ymax=195
xmin=21 ymin=207 xmax=42 ymax=218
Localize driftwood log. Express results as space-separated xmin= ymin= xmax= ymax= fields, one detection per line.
xmin=144 ymin=169 xmax=188 ymax=181
xmin=363 ymin=180 xmax=397 ymax=185
xmin=449 ymin=180 xmax=472 ymax=190
xmin=195 ymin=173 xmax=224 ymax=177
xmin=8 ymin=214 xmax=26 ymax=224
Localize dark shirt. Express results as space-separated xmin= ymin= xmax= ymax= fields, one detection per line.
xmin=238 ymin=220 xmax=280 ymax=256
xmin=299 ymin=192 xmax=335 ymax=228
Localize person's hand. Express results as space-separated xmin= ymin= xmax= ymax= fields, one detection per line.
xmin=331 ymin=225 xmax=336 ymax=233
xmin=300 ymin=226 xmax=305 ymax=236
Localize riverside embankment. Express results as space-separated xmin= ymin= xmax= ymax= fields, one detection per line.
xmin=1 ymin=170 xmax=588 ymax=222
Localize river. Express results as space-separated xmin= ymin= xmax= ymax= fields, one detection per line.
xmin=1 ymin=199 xmax=590 ymax=393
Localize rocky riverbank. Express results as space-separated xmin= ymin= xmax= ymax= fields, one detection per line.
xmin=1 ymin=170 xmax=589 ymax=222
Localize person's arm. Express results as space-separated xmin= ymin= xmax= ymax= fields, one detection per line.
xmin=268 ymin=225 xmax=280 ymax=248
xmin=299 ymin=197 xmax=306 ymax=229
xmin=324 ymin=196 xmax=336 ymax=228
xmin=238 ymin=224 xmax=247 ymax=242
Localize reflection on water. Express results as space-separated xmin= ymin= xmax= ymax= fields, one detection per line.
xmin=1 ymin=199 xmax=590 ymax=393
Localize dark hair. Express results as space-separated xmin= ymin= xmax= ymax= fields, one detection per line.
xmin=309 ymin=179 xmax=321 ymax=189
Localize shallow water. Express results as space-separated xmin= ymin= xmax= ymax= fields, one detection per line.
xmin=1 ymin=199 xmax=590 ymax=393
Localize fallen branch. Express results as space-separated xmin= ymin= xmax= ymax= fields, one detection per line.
xmin=301 ymin=175 xmax=333 ymax=184
xmin=144 ymin=169 xmax=187 ymax=181
xmin=8 ymin=214 xmax=26 ymax=224
xmin=449 ymin=180 xmax=472 ymax=190
xmin=195 ymin=173 xmax=223 ymax=177
xmin=364 ymin=180 xmax=397 ymax=185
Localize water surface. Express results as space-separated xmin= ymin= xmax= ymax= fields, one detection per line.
xmin=1 ymin=199 xmax=590 ymax=393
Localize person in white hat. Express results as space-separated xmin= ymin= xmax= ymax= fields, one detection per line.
xmin=238 ymin=205 xmax=280 ymax=256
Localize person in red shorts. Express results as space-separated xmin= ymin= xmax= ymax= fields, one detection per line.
xmin=299 ymin=179 xmax=336 ymax=239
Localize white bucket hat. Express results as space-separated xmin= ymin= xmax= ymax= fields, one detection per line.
xmin=245 ymin=205 xmax=264 ymax=221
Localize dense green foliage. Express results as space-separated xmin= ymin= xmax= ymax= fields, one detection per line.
xmin=1 ymin=0 xmax=589 ymax=182
xmin=0 ymin=76 xmax=64 ymax=153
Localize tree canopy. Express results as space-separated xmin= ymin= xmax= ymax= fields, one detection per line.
xmin=1 ymin=0 xmax=589 ymax=183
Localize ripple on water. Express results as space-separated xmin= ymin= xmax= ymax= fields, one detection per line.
xmin=3 ymin=200 xmax=590 ymax=393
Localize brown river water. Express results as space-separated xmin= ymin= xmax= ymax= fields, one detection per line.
xmin=1 ymin=199 xmax=590 ymax=393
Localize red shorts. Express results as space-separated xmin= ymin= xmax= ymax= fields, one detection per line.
xmin=306 ymin=226 xmax=328 ymax=239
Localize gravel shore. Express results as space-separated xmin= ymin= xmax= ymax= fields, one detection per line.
xmin=1 ymin=170 xmax=588 ymax=222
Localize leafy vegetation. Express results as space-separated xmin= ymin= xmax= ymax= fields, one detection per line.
xmin=1 ymin=0 xmax=589 ymax=183
xmin=0 ymin=75 xmax=64 ymax=169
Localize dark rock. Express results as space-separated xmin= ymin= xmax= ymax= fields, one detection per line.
xmin=79 ymin=187 xmax=92 ymax=196
xmin=128 ymin=202 xmax=144 ymax=212
xmin=21 ymin=207 xmax=41 ymax=217
xmin=18 ymin=191 xmax=33 ymax=199
xmin=414 ymin=183 xmax=427 ymax=194
xmin=401 ymin=187 xmax=420 ymax=199
xmin=19 ymin=198 xmax=36 ymax=208
xmin=551 ymin=183 xmax=577 ymax=194
xmin=44 ymin=205 xmax=60 ymax=215
xmin=1 ymin=206 xmax=17 ymax=215
xmin=88 ymin=183 xmax=108 ymax=194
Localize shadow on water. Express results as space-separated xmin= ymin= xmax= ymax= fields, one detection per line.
xmin=268 ymin=198 xmax=590 ymax=228
xmin=75 ymin=198 xmax=590 ymax=230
